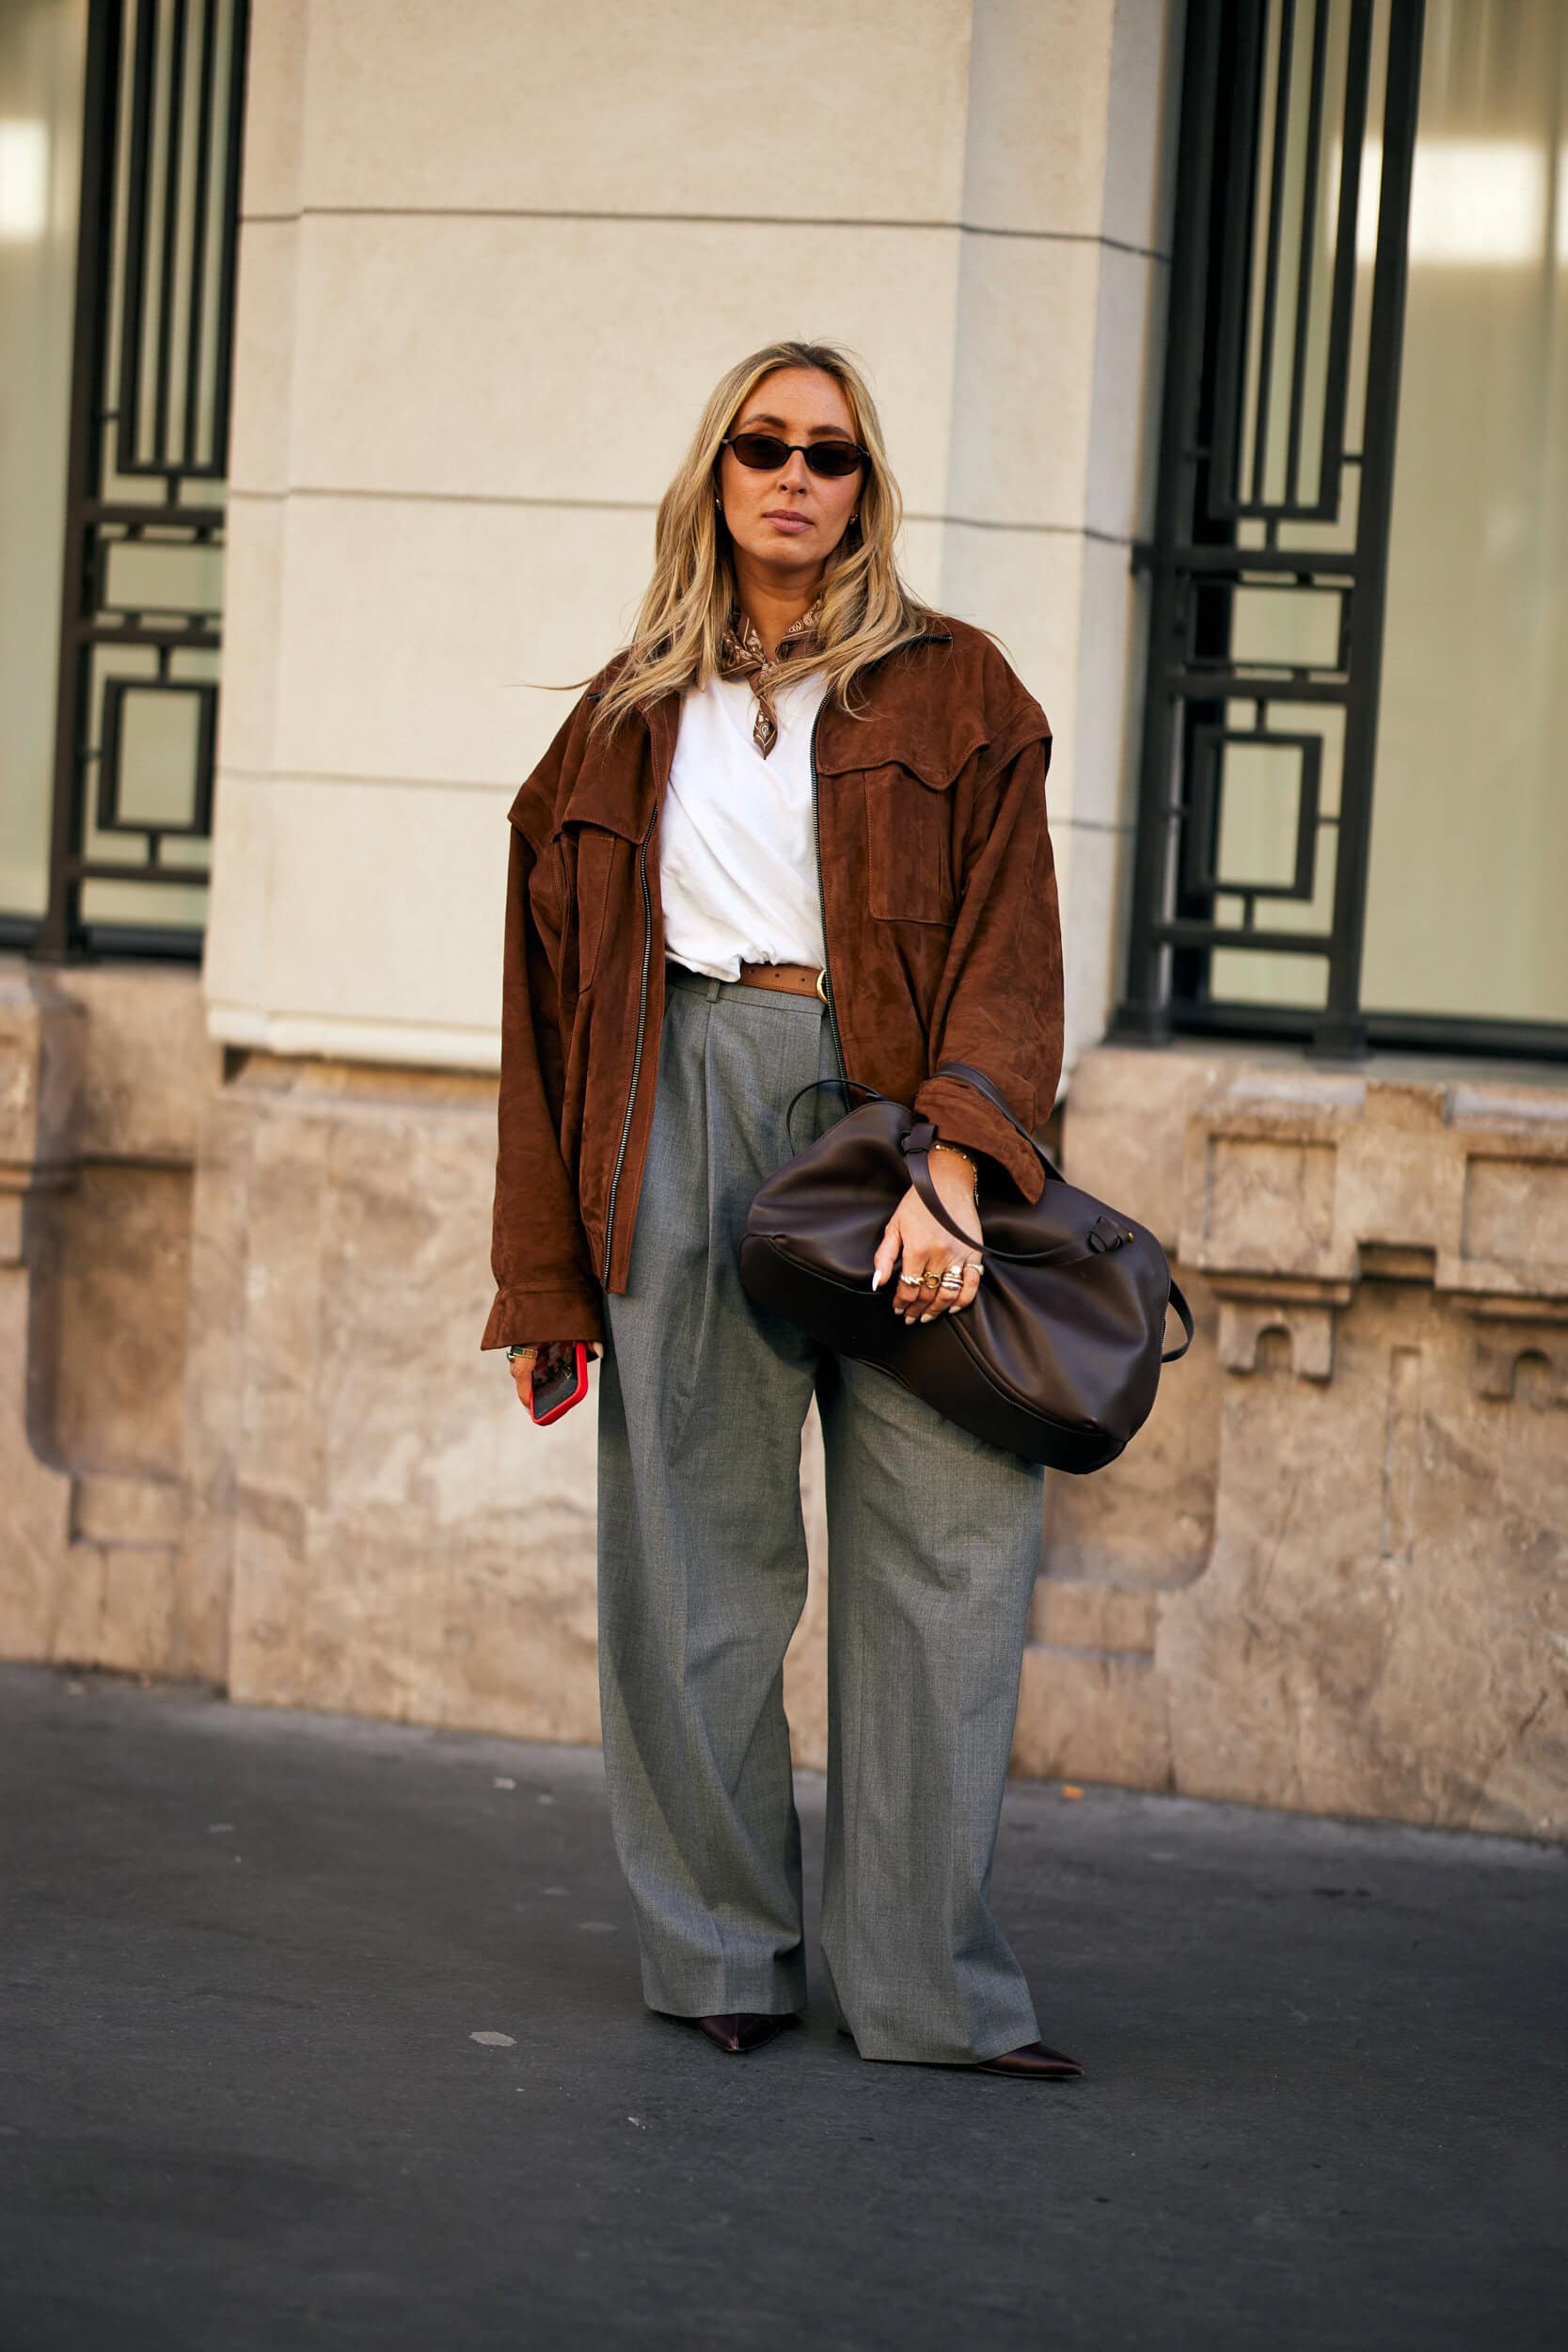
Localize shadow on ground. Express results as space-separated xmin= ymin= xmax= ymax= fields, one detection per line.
xmin=0 ymin=1662 xmax=1563 ymax=2350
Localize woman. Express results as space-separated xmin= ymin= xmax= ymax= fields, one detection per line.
xmin=483 ymin=340 xmax=1078 ymax=2080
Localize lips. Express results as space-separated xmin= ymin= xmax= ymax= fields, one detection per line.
xmin=763 ymin=511 xmax=813 ymax=532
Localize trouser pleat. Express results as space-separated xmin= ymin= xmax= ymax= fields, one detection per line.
xmin=595 ymin=964 xmax=1046 ymax=2057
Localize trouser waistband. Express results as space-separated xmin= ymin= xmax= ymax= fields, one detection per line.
xmin=665 ymin=956 xmax=827 ymax=1009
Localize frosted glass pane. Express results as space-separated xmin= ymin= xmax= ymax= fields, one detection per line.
xmin=1364 ymin=0 xmax=1568 ymax=1026
xmin=0 ymin=0 xmax=88 ymax=920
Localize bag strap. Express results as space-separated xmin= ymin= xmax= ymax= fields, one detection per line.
xmin=899 ymin=1123 xmax=1130 ymax=1265
xmin=934 ymin=1062 xmax=1196 ymax=1354
xmin=783 ymin=1074 xmax=1129 ymax=1266
xmin=784 ymin=1076 xmax=1198 ymax=1345
xmin=929 ymin=1058 xmax=1068 ymax=1189
xmin=784 ymin=1074 xmax=890 ymax=1153
xmin=1162 ymin=1279 xmax=1195 ymax=1362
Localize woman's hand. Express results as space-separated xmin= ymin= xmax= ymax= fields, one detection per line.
xmin=870 ymin=1144 xmax=983 ymax=1324
xmin=507 ymin=1337 xmax=601 ymax=1408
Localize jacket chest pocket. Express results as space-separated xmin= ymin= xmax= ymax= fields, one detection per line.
xmin=862 ymin=762 xmax=958 ymax=925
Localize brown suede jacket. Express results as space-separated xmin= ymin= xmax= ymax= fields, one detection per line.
xmin=482 ymin=613 xmax=1062 ymax=1350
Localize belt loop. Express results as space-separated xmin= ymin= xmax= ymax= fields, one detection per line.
xmin=705 ymin=976 xmax=720 ymax=1001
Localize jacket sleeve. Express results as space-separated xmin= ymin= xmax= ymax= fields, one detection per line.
xmin=480 ymin=719 xmax=606 ymax=1351
xmin=910 ymin=723 xmax=1063 ymax=1205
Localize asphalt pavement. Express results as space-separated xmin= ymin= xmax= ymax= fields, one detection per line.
xmin=1 ymin=1660 xmax=1562 ymax=2351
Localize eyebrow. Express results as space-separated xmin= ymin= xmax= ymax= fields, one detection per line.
xmin=736 ymin=412 xmax=857 ymax=439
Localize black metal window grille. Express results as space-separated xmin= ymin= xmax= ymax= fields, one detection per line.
xmin=33 ymin=0 xmax=249 ymax=963
xmin=1113 ymin=0 xmax=1565 ymax=1063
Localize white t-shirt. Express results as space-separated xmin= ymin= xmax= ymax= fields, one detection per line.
xmin=659 ymin=665 xmax=832 ymax=981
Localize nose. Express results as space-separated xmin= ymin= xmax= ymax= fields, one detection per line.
xmin=776 ymin=448 xmax=811 ymax=493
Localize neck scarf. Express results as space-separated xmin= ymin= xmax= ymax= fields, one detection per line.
xmin=716 ymin=593 xmax=825 ymax=757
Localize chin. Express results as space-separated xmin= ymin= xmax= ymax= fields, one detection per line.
xmin=743 ymin=532 xmax=834 ymax=569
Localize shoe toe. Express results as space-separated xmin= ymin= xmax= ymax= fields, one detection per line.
xmin=694 ymin=2010 xmax=794 ymax=2055
xmin=976 ymin=2039 xmax=1084 ymax=2079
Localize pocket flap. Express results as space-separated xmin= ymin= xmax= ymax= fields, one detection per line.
xmin=814 ymin=705 xmax=988 ymax=787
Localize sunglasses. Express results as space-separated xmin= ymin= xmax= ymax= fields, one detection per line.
xmin=721 ymin=431 xmax=868 ymax=480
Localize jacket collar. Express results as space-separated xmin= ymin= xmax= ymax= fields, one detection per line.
xmin=559 ymin=624 xmax=955 ymax=841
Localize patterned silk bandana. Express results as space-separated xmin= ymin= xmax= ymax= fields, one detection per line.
xmin=716 ymin=593 xmax=826 ymax=757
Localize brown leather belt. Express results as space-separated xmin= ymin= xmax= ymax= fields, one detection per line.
xmin=737 ymin=959 xmax=828 ymax=1001
xmin=669 ymin=955 xmax=827 ymax=1002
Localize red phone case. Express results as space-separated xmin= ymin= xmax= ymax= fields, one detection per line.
xmin=529 ymin=1341 xmax=590 ymax=1425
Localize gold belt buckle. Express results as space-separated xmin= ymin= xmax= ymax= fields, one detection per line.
xmin=815 ymin=967 xmax=829 ymax=1005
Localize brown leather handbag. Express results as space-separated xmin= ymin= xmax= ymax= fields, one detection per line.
xmin=739 ymin=1059 xmax=1194 ymax=1472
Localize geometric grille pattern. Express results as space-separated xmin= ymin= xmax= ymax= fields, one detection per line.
xmin=1115 ymin=0 xmax=1427 ymax=1058
xmin=37 ymin=0 xmax=249 ymax=960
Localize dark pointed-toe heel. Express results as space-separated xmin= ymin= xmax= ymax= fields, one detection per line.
xmin=975 ymin=2039 xmax=1084 ymax=2079
xmin=692 ymin=2010 xmax=796 ymax=2055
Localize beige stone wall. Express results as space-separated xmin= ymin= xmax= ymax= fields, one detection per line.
xmin=11 ymin=962 xmax=1560 ymax=1836
xmin=1029 ymin=1044 xmax=1568 ymax=1839
xmin=182 ymin=1055 xmax=601 ymax=1735
xmin=0 ymin=960 xmax=217 ymax=1678
xmin=6 ymin=2 xmax=1563 ymax=1839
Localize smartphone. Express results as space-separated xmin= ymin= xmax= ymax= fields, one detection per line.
xmin=528 ymin=1341 xmax=591 ymax=1425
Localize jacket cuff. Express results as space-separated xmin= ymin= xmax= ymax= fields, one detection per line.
xmin=481 ymin=1282 xmax=605 ymax=1351
xmin=911 ymin=1075 xmax=1046 ymax=1206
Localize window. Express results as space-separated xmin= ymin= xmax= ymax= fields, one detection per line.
xmin=0 ymin=0 xmax=249 ymax=962
xmin=1116 ymin=0 xmax=1567 ymax=1062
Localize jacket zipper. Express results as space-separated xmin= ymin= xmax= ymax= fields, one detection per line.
xmin=601 ymin=812 xmax=655 ymax=1280
xmin=809 ymin=697 xmax=848 ymax=1097
xmin=602 ymin=631 xmax=952 ymax=1274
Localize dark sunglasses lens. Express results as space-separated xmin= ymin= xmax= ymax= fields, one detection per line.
xmin=727 ymin=433 xmax=863 ymax=477
xmin=805 ymin=442 xmax=864 ymax=477
xmin=729 ymin=433 xmax=790 ymax=469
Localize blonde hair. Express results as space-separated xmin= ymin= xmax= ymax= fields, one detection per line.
xmin=588 ymin=340 xmax=942 ymax=740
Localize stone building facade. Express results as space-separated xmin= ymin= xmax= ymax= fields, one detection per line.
xmin=2 ymin=0 xmax=1563 ymax=1838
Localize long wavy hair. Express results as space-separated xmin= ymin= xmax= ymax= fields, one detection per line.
xmin=587 ymin=340 xmax=942 ymax=742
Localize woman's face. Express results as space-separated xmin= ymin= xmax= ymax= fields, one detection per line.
xmin=716 ymin=366 xmax=864 ymax=581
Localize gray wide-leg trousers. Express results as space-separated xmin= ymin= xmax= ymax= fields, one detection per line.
xmin=594 ymin=961 xmax=1048 ymax=2064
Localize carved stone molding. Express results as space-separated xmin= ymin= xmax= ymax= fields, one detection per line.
xmin=1047 ymin=1043 xmax=1568 ymax=1834
xmin=1452 ymin=1295 xmax=1568 ymax=1409
xmin=1178 ymin=1070 xmax=1568 ymax=1383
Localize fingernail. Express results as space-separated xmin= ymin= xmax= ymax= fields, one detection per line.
xmin=870 ymin=1269 xmax=882 ymax=1291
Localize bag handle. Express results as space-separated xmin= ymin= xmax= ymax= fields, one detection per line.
xmin=1162 ymin=1279 xmax=1195 ymax=1362
xmin=783 ymin=1074 xmax=1199 ymax=1342
xmin=782 ymin=1075 xmax=1124 ymax=1266
xmin=929 ymin=1058 xmax=1068 ymax=1189
xmin=899 ymin=1121 xmax=1130 ymax=1265
xmin=934 ymin=1063 xmax=1196 ymax=1355
xmin=784 ymin=1064 xmax=1058 ymax=1176
xmin=783 ymin=1074 xmax=891 ymax=1153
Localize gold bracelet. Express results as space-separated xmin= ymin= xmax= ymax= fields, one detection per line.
xmin=930 ymin=1142 xmax=976 ymax=1168
xmin=930 ymin=1140 xmax=979 ymax=1202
